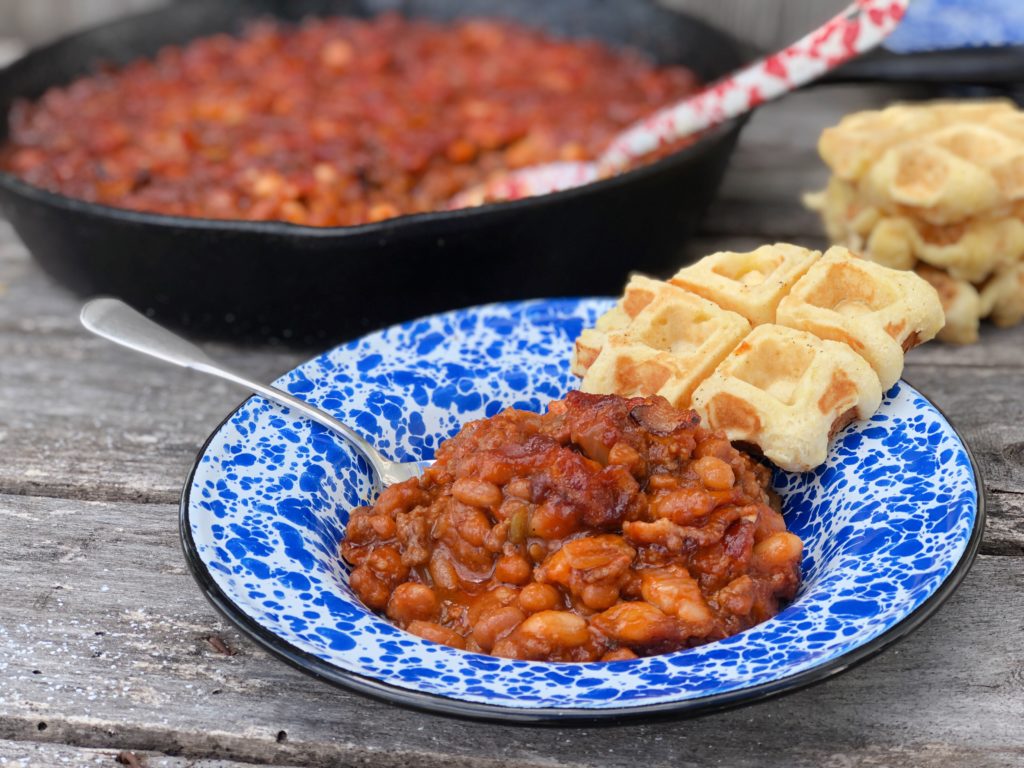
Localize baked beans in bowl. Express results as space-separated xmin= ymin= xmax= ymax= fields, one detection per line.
xmin=342 ymin=391 xmax=802 ymax=662
xmin=180 ymin=298 xmax=982 ymax=721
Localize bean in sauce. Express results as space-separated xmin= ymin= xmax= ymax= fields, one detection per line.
xmin=342 ymin=391 xmax=802 ymax=662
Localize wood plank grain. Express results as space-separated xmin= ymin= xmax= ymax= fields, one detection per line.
xmin=1 ymin=492 xmax=1022 ymax=768
xmin=0 ymin=326 xmax=303 ymax=504
xmin=0 ymin=739 xmax=295 ymax=767
xmin=985 ymin=492 xmax=1024 ymax=557
xmin=2 ymin=324 xmax=1018 ymax=552
xmin=901 ymin=365 xmax=1024 ymax=496
xmin=1 ymin=219 xmax=1022 ymax=551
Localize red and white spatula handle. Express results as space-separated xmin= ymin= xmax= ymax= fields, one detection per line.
xmin=598 ymin=0 xmax=910 ymax=175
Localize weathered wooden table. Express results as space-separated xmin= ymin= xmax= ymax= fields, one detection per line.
xmin=2 ymin=85 xmax=1022 ymax=768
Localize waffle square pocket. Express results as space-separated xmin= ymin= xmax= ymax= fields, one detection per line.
xmin=580 ymin=286 xmax=750 ymax=408
xmin=776 ymin=248 xmax=945 ymax=389
xmin=669 ymin=244 xmax=819 ymax=325
xmin=571 ymin=275 xmax=678 ymax=376
xmin=691 ymin=325 xmax=883 ymax=472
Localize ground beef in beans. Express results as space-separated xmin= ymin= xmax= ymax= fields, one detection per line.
xmin=1 ymin=15 xmax=700 ymax=226
xmin=341 ymin=391 xmax=803 ymax=662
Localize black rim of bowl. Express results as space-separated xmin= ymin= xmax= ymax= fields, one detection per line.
xmin=178 ymin=374 xmax=986 ymax=724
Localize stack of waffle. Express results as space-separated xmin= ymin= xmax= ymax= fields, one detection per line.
xmin=571 ymin=244 xmax=944 ymax=473
xmin=805 ymin=100 xmax=1024 ymax=344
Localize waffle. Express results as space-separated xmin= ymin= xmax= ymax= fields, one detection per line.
xmin=810 ymin=177 xmax=1024 ymax=282
xmin=572 ymin=244 xmax=942 ymax=472
xmin=775 ymin=248 xmax=946 ymax=389
xmin=980 ymin=260 xmax=1024 ymax=328
xmin=914 ymin=265 xmax=982 ymax=345
xmin=691 ymin=324 xmax=883 ymax=472
xmin=807 ymin=99 xmax=1024 ymax=343
xmin=816 ymin=101 xmax=1020 ymax=180
xmin=580 ymin=289 xmax=750 ymax=408
xmin=818 ymin=100 xmax=1024 ymax=225
xmin=859 ymin=125 xmax=1022 ymax=226
xmin=804 ymin=177 xmax=882 ymax=256
xmin=571 ymin=275 xmax=679 ymax=377
xmin=668 ymin=243 xmax=819 ymax=325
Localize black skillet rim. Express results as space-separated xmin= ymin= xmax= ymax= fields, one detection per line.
xmin=178 ymin=371 xmax=986 ymax=725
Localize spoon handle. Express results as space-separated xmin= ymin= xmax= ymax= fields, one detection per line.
xmin=80 ymin=298 xmax=394 ymax=485
xmin=598 ymin=0 xmax=910 ymax=174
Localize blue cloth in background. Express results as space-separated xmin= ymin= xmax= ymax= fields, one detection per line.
xmin=885 ymin=0 xmax=1024 ymax=52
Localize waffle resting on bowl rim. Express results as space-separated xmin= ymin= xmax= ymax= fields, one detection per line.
xmin=690 ymin=324 xmax=882 ymax=471
xmin=572 ymin=243 xmax=944 ymax=472
xmin=775 ymin=250 xmax=945 ymax=390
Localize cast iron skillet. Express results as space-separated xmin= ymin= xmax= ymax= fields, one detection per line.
xmin=0 ymin=0 xmax=747 ymax=344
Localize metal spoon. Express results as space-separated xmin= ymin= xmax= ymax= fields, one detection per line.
xmin=80 ymin=298 xmax=427 ymax=489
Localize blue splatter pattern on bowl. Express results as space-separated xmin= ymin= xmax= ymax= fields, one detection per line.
xmin=181 ymin=298 xmax=980 ymax=718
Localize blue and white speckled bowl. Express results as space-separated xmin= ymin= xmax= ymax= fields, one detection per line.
xmin=180 ymin=298 xmax=983 ymax=722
